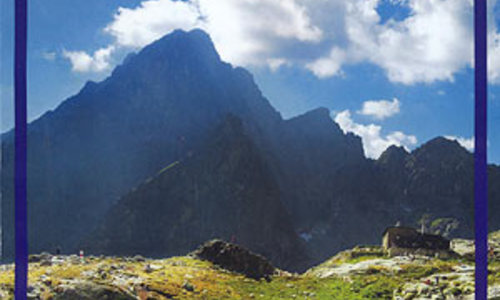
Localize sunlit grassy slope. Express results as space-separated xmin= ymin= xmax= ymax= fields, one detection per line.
xmin=2 ymin=234 xmax=500 ymax=300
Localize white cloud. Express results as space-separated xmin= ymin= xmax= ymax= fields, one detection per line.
xmin=311 ymin=0 xmax=474 ymax=84
xmin=444 ymin=135 xmax=474 ymax=152
xmin=488 ymin=0 xmax=500 ymax=83
xmin=306 ymin=47 xmax=346 ymax=78
xmin=100 ymin=0 xmax=322 ymax=68
xmin=63 ymin=0 xmax=500 ymax=84
xmin=267 ymin=58 xmax=292 ymax=72
xmin=488 ymin=31 xmax=500 ymax=84
xmin=41 ymin=51 xmax=56 ymax=61
xmin=199 ymin=0 xmax=322 ymax=66
xmin=358 ymin=98 xmax=400 ymax=120
xmin=104 ymin=0 xmax=201 ymax=48
xmin=63 ymin=46 xmax=115 ymax=73
xmin=334 ymin=110 xmax=417 ymax=159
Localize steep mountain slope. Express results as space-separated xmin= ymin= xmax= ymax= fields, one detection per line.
xmin=84 ymin=115 xmax=308 ymax=270
xmin=1 ymin=29 xmax=282 ymax=259
xmin=272 ymin=107 xmax=364 ymax=226
xmin=373 ymin=137 xmax=499 ymax=238
xmin=1 ymin=28 xmax=499 ymax=271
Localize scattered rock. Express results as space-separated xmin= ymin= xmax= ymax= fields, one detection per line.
xmin=182 ymin=281 xmax=195 ymax=292
xmin=40 ymin=275 xmax=52 ymax=286
xmin=40 ymin=259 xmax=53 ymax=267
xmin=132 ymin=255 xmax=146 ymax=262
xmin=143 ymin=264 xmax=162 ymax=273
xmin=68 ymin=255 xmax=82 ymax=264
xmin=29 ymin=252 xmax=52 ymax=264
xmin=28 ymin=255 xmax=42 ymax=263
xmin=191 ymin=239 xmax=275 ymax=280
xmin=52 ymin=282 xmax=134 ymax=300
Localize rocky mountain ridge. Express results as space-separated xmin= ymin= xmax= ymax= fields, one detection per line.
xmin=1 ymin=29 xmax=499 ymax=273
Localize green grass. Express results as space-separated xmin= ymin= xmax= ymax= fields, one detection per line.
xmin=227 ymin=275 xmax=386 ymax=300
xmin=488 ymin=261 xmax=500 ymax=285
xmin=0 ymin=255 xmax=406 ymax=300
xmin=397 ymin=260 xmax=455 ymax=281
xmin=0 ymin=251 xmax=477 ymax=300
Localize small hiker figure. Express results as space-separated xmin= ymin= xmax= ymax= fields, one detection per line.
xmin=79 ymin=250 xmax=85 ymax=262
xmin=435 ymin=276 xmax=440 ymax=286
xmin=55 ymin=247 xmax=61 ymax=255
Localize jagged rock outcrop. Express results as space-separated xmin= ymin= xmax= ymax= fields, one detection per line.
xmin=191 ymin=239 xmax=275 ymax=280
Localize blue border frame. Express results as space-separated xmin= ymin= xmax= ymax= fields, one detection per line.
xmin=14 ymin=0 xmax=28 ymax=299
xmin=12 ymin=0 xmax=489 ymax=299
xmin=475 ymin=1 xmax=488 ymax=299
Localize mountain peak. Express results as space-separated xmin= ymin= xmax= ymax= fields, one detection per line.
xmin=286 ymin=107 xmax=344 ymax=137
xmin=287 ymin=107 xmax=331 ymax=125
xmin=409 ymin=136 xmax=472 ymax=169
xmin=291 ymin=107 xmax=331 ymax=120
xmin=377 ymin=145 xmax=409 ymax=165
xmin=110 ymin=29 xmax=222 ymax=80
xmin=81 ymin=80 xmax=98 ymax=94
xmin=415 ymin=136 xmax=470 ymax=156
xmin=171 ymin=28 xmax=212 ymax=41
xmin=154 ymin=29 xmax=215 ymax=50
xmin=141 ymin=28 xmax=220 ymax=63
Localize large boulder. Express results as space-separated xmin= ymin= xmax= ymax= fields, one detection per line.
xmin=191 ymin=240 xmax=275 ymax=280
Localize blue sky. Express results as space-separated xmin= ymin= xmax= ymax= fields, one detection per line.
xmin=1 ymin=0 xmax=500 ymax=163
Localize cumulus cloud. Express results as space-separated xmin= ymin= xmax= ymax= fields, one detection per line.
xmin=104 ymin=0 xmax=201 ymax=48
xmin=63 ymin=0 xmax=500 ymax=84
xmin=63 ymin=46 xmax=115 ymax=73
xmin=334 ymin=110 xmax=417 ymax=159
xmin=444 ymin=135 xmax=474 ymax=152
xmin=306 ymin=47 xmax=346 ymax=78
xmin=267 ymin=58 xmax=292 ymax=72
xmin=310 ymin=0 xmax=474 ymax=84
xmin=489 ymin=32 xmax=500 ymax=83
xmin=100 ymin=0 xmax=322 ymax=67
xmin=358 ymin=98 xmax=400 ymax=120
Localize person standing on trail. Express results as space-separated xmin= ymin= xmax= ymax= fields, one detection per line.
xmin=79 ymin=250 xmax=85 ymax=263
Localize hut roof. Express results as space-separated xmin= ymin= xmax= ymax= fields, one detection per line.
xmin=382 ymin=226 xmax=417 ymax=236
xmin=382 ymin=226 xmax=450 ymax=250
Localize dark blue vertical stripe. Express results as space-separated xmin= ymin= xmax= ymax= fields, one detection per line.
xmin=475 ymin=0 xmax=488 ymax=299
xmin=14 ymin=0 xmax=28 ymax=299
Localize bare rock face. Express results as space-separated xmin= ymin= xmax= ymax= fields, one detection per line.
xmin=191 ymin=240 xmax=275 ymax=280
xmin=85 ymin=115 xmax=308 ymax=271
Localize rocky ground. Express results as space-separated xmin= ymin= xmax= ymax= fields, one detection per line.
xmin=0 ymin=234 xmax=499 ymax=300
